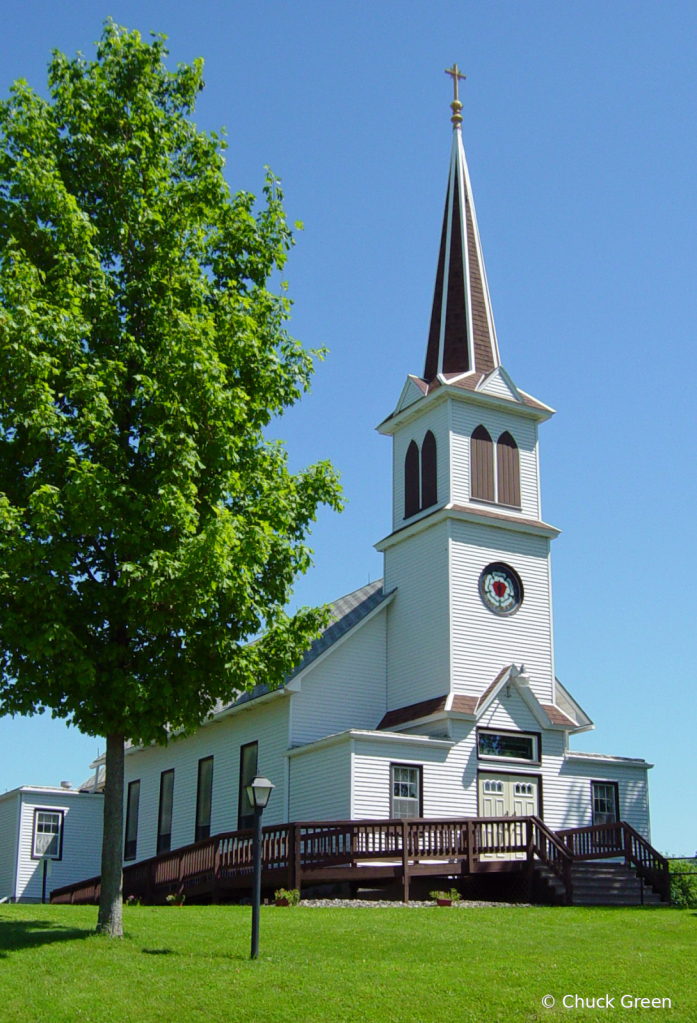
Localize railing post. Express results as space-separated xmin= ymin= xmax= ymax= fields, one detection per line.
xmin=212 ymin=839 xmax=220 ymax=904
xmin=293 ymin=823 xmax=302 ymax=894
xmin=402 ymin=819 xmax=410 ymax=904
xmin=623 ymin=824 xmax=632 ymax=869
xmin=467 ymin=820 xmax=476 ymax=874
xmin=178 ymin=848 xmax=185 ymax=898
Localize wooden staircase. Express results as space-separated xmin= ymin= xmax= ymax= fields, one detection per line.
xmin=570 ymin=862 xmax=663 ymax=906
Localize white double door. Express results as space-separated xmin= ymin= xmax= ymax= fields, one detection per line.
xmin=478 ymin=772 xmax=540 ymax=859
xmin=479 ymin=772 xmax=540 ymax=818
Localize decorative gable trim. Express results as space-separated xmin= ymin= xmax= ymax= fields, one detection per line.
xmin=394 ymin=376 xmax=427 ymax=415
xmin=476 ymin=366 xmax=523 ymax=403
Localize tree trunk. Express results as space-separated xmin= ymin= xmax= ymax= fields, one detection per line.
xmin=96 ymin=732 xmax=124 ymax=937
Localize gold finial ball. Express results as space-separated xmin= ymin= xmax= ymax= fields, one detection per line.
xmin=450 ymin=99 xmax=463 ymax=127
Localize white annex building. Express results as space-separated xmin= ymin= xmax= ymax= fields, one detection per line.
xmin=2 ymin=82 xmax=659 ymax=905
xmin=106 ymin=89 xmax=653 ymax=871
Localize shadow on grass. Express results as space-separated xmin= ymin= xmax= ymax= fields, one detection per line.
xmin=0 ymin=917 xmax=91 ymax=958
xmin=142 ymin=947 xmax=178 ymax=955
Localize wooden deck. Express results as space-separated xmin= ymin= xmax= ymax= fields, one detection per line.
xmin=50 ymin=816 xmax=670 ymax=907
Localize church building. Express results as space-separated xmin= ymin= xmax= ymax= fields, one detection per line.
xmin=103 ymin=74 xmax=653 ymax=869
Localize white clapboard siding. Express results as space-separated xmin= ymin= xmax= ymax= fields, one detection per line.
xmin=384 ymin=520 xmax=450 ymax=710
xmin=352 ymin=735 xmax=471 ymax=819
xmin=0 ymin=791 xmax=19 ymax=901
xmin=392 ymin=400 xmax=450 ymax=530
xmin=477 ymin=686 xmax=544 ymax=734
xmin=15 ymin=790 xmax=103 ymax=902
xmin=450 ymin=399 xmax=540 ymax=519
xmin=122 ymin=694 xmax=290 ymax=863
xmin=291 ymin=611 xmax=387 ymax=746
xmin=450 ymin=520 xmax=554 ymax=703
xmin=288 ymin=739 xmax=351 ymax=821
xmin=351 ymin=710 xmax=650 ymax=839
xmin=544 ymin=751 xmax=651 ymax=839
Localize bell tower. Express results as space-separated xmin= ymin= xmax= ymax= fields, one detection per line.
xmin=376 ymin=69 xmax=559 ymax=718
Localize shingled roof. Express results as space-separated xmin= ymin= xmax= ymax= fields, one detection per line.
xmin=213 ymin=580 xmax=393 ymax=717
xmin=423 ymin=113 xmax=500 ymax=382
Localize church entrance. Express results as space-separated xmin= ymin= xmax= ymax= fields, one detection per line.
xmin=477 ymin=772 xmax=540 ymax=859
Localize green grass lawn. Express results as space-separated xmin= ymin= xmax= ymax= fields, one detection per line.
xmin=0 ymin=904 xmax=694 ymax=1023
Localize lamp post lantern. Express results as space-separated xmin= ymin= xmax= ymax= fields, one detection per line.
xmin=246 ymin=775 xmax=275 ymax=959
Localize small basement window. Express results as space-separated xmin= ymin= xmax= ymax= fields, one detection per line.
xmin=32 ymin=809 xmax=64 ymax=860
xmin=478 ymin=730 xmax=539 ymax=763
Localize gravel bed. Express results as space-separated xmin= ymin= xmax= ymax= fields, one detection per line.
xmin=290 ymin=899 xmax=529 ymax=909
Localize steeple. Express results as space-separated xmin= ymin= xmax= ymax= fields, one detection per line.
xmin=423 ymin=68 xmax=500 ymax=382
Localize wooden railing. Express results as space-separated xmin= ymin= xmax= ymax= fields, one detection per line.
xmin=50 ymin=816 xmax=669 ymax=906
xmin=558 ymin=820 xmax=670 ymax=902
xmin=529 ymin=816 xmax=574 ymax=903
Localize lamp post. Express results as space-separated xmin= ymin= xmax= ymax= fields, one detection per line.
xmin=246 ymin=775 xmax=275 ymax=960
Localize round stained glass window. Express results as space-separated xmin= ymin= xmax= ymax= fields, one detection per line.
xmin=479 ymin=562 xmax=523 ymax=616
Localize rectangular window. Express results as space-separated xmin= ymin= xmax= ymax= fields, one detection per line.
xmin=237 ymin=742 xmax=258 ymax=831
xmin=592 ymin=781 xmax=619 ymax=826
xmin=391 ymin=764 xmax=422 ymax=819
xmin=478 ymin=730 xmax=538 ymax=763
xmin=32 ymin=809 xmax=64 ymax=860
xmin=157 ymin=769 xmax=175 ymax=855
xmin=195 ymin=756 xmax=214 ymax=843
xmin=124 ymin=780 xmax=140 ymax=861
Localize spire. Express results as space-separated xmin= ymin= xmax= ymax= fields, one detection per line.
xmin=423 ymin=69 xmax=500 ymax=382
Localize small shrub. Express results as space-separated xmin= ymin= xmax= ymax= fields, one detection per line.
xmin=165 ymin=893 xmax=186 ymax=906
xmin=274 ymin=888 xmax=300 ymax=906
xmin=430 ymin=888 xmax=461 ymax=903
xmin=669 ymin=860 xmax=697 ymax=909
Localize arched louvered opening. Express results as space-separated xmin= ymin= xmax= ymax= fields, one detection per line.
xmin=497 ymin=431 xmax=521 ymax=508
xmin=404 ymin=440 xmax=420 ymax=518
xmin=421 ymin=431 xmax=438 ymax=510
xmin=471 ymin=425 xmax=494 ymax=502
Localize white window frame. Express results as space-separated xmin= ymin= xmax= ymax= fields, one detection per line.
xmin=31 ymin=808 xmax=64 ymax=860
xmin=477 ymin=729 xmax=540 ymax=765
xmin=390 ymin=763 xmax=422 ymax=819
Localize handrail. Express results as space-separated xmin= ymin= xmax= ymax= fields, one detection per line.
xmin=50 ymin=816 xmax=667 ymax=906
xmin=529 ymin=816 xmax=573 ymax=903
xmin=557 ymin=820 xmax=670 ymax=902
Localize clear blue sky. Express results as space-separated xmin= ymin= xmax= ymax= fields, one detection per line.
xmin=0 ymin=1 xmax=695 ymax=854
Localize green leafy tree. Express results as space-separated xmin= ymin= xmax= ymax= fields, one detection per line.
xmin=0 ymin=22 xmax=342 ymax=936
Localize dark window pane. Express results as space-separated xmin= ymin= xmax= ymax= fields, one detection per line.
xmin=124 ymin=780 xmax=140 ymax=861
xmin=238 ymin=742 xmax=258 ymax=831
xmin=157 ymin=770 xmax=174 ymax=855
xmin=404 ymin=440 xmax=420 ymax=518
xmin=497 ymin=431 xmax=521 ymax=507
xmin=195 ymin=757 xmax=214 ymax=843
xmin=471 ymin=426 xmax=494 ymax=502
xmin=421 ymin=431 xmax=438 ymax=510
xmin=478 ymin=732 xmax=535 ymax=761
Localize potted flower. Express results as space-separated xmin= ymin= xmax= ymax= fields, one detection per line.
xmin=274 ymin=887 xmax=300 ymax=907
xmin=166 ymin=892 xmax=186 ymax=906
xmin=430 ymin=888 xmax=461 ymax=907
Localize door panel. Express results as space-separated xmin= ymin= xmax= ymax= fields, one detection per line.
xmin=478 ymin=773 xmax=540 ymax=859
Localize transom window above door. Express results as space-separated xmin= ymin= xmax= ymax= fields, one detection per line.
xmin=391 ymin=764 xmax=421 ymax=819
xmin=478 ymin=730 xmax=539 ymax=763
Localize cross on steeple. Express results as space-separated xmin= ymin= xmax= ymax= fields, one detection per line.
xmin=445 ymin=63 xmax=466 ymax=127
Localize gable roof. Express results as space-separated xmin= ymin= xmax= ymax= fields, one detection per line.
xmin=213 ymin=581 xmax=393 ymax=713
xmin=287 ymin=580 xmax=392 ymax=682
xmin=378 ymin=664 xmax=593 ymax=733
